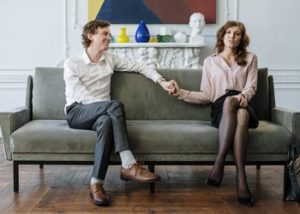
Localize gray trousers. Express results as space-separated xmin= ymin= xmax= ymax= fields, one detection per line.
xmin=66 ymin=100 xmax=130 ymax=180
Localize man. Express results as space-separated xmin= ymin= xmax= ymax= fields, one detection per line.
xmin=64 ymin=20 xmax=175 ymax=206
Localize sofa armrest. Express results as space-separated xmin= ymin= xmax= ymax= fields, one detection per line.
xmin=0 ymin=107 xmax=31 ymax=160
xmin=271 ymin=107 xmax=300 ymax=145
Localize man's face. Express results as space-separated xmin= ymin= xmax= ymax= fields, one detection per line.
xmin=89 ymin=27 xmax=111 ymax=51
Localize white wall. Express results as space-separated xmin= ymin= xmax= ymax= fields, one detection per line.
xmin=238 ymin=0 xmax=300 ymax=111
xmin=0 ymin=0 xmax=299 ymax=114
xmin=0 ymin=0 xmax=66 ymax=110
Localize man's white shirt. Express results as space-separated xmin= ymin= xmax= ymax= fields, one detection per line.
xmin=64 ymin=50 xmax=162 ymax=111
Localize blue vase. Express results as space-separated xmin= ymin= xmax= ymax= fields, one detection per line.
xmin=135 ymin=21 xmax=150 ymax=43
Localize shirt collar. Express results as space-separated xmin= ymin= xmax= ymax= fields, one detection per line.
xmin=82 ymin=50 xmax=91 ymax=64
xmin=82 ymin=50 xmax=106 ymax=65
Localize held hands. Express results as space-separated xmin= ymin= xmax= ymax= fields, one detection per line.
xmin=158 ymin=79 xmax=180 ymax=96
xmin=158 ymin=78 xmax=176 ymax=94
xmin=169 ymin=80 xmax=181 ymax=96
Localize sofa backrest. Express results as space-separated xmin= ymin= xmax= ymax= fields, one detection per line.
xmin=32 ymin=67 xmax=66 ymax=120
xmin=30 ymin=67 xmax=272 ymax=121
xmin=249 ymin=68 xmax=272 ymax=120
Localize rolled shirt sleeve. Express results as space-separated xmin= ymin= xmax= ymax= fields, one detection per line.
xmin=113 ymin=54 xmax=162 ymax=83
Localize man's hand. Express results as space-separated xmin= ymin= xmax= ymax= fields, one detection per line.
xmin=158 ymin=78 xmax=176 ymax=94
xmin=168 ymin=80 xmax=181 ymax=97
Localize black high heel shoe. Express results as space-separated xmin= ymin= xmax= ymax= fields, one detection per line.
xmin=238 ymin=196 xmax=254 ymax=207
xmin=236 ymin=176 xmax=254 ymax=207
xmin=206 ymin=178 xmax=222 ymax=187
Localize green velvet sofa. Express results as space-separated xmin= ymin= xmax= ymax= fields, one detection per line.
xmin=1 ymin=67 xmax=299 ymax=194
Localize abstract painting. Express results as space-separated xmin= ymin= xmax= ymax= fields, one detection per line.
xmin=88 ymin=0 xmax=216 ymax=24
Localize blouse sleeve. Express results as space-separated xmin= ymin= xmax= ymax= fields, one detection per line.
xmin=241 ymin=54 xmax=258 ymax=101
xmin=178 ymin=59 xmax=212 ymax=104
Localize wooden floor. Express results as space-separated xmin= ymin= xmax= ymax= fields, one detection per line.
xmin=0 ymin=141 xmax=299 ymax=213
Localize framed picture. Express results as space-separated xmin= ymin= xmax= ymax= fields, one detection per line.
xmin=88 ymin=0 xmax=216 ymax=24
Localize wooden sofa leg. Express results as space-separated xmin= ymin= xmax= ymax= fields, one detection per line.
xmin=39 ymin=164 xmax=44 ymax=169
xmin=256 ymin=164 xmax=261 ymax=170
xmin=13 ymin=161 xmax=19 ymax=193
xmin=148 ymin=164 xmax=155 ymax=193
xmin=150 ymin=183 xmax=155 ymax=193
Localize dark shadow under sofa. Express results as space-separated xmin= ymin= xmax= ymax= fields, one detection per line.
xmin=0 ymin=67 xmax=299 ymax=196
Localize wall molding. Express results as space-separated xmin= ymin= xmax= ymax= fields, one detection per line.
xmin=235 ymin=0 xmax=240 ymax=20
xmin=0 ymin=74 xmax=28 ymax=83
xmin=273 ymin=76 xmax=300 ymax=84
xmin=0 ymin=68 xmax=33 ymax=88
xmin=269 ymin=69 xmax=300 ymax=90
xmin=72 ymin=0 xmax=79 ymax=29
xmin=0 ymin=67 xmax=299 ymax=90
xmin=269 ymin=68 xmax=300 ymax=72
xmin=0 ymin=68 xmax=33 ymax=72
xmin=225 ymin=0 xmax=230 ymax=21
xmin=55 ymin=0 xmax=72 ymax=67
xmin=225 ymin=0 xmax=239 ymax=21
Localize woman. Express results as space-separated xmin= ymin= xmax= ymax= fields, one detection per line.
xmin=171 ymin=21 xmax=258 ymax=207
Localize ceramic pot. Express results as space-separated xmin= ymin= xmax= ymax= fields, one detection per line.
xmin=117 ymin=27 xmax=129 ymax=43
xmin=135 ymin=21 xmax=150 ymax=43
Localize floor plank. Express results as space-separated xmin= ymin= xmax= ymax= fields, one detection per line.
xmin=0 ymin=140 xmax=299 ymax=213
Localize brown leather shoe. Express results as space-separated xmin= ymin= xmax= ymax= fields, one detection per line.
xmin=121 ymin=163 xmax=161 ymax=183
xmin=90 ymin=183 xmax=110 ymax=206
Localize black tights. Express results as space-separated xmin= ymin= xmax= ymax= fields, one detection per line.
xmin=209 ymin=96 xmax=251 ymax=198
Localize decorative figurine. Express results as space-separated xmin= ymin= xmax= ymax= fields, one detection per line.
xmin=189 ymin=13 xmax=205 ymax=44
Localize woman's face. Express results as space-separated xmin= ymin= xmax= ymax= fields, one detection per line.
xmin=223 ymin=26 xmax=242 ymax=49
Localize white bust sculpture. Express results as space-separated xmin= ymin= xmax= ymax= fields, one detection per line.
xmin=189 ymin=13 xmax=205 ymax=44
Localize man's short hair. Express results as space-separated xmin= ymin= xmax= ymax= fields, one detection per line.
xmin=81 ymin=20 xmax=110 ymax=48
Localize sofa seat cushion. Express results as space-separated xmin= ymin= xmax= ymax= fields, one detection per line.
xmin=11 ymin=120 xmax=96 ymax=154
xmin=128 ymin=120 xmax=291 ymax=155
xmin=10 ymin=120 xmax=292 ymax=155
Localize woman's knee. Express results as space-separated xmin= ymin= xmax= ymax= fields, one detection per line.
xmin=223 ymin=96 xmax=239 ymax=112
xmin=237 ymin=108 xmax=249 ymax=125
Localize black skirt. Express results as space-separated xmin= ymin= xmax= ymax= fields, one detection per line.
xmin=210 ymin=90 xmax=259 ymax=129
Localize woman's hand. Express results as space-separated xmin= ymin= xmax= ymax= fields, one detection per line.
xmin=234 ymin=94 xmax=248 ymax=108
